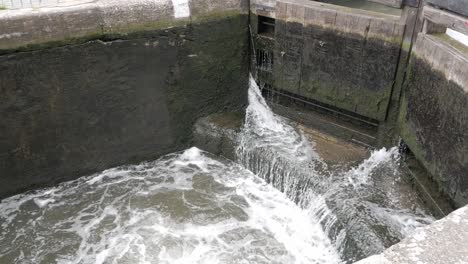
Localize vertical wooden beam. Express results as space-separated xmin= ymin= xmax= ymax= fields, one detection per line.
xmin=377 ymin=4 xmax=422 ymax=146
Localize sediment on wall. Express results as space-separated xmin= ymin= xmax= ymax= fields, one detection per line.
xmin=251 ymin=0 xmax=405 ymax=123
xmin=399 ymin=33 xmax=468 ymax=207
xmin=0 ymin=0 xmax=248 ymax=53
xmin=0 ymin=0 xmax=249 ymax=199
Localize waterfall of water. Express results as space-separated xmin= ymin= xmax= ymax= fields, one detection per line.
xmin=0 ymin=148 xmax=341 ymax=264
xmin=0 ymin=75 xmax=435 ymax=264
xmin=236 ymin=75 xmax=434 ymax=262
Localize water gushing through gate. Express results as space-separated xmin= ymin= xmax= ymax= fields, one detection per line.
xmin=236 ymin=76 xmax=434 ymax=262
xmin=0 ymin=76 xmax=434 ymax=264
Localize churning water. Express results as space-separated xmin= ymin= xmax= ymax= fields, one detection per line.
xmin=237 ymin=76 xmax=434 ymax=262
xmin=0 ymin=76 xmax=434 ymax=263
xmin=0 ymin=148 xmax=340 ymax=264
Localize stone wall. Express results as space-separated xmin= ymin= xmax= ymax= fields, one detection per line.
xmin=399 ymin=33 xmax=468 ymax=207
xmin=253 ymin=0 xmax=405 ymax=121
xmin=0 ymin=0 xmax=249 ymax=198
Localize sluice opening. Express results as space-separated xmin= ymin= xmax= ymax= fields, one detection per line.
xmin=257 ymin=16 xmax=276 ymax=38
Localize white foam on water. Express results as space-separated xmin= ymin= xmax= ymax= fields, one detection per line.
xmin=236 ymin=75 xmax=435 ymax=261
xmin=33 ymin=198 xmax=55 ymax=208
xmin=0 ymin=76 xmax=436 ymax=263
xmin=237 ymin=177 xmax=341 ymax=263
xmin=240 ymin=75 xmax=320 ymax=162
xmin=347 ymin=147 xmax=400 ymax=188
xmin=171 ymin=0 xmax=190 ymax=18
xmin=0 ymin=148 xmax=340 ymax=264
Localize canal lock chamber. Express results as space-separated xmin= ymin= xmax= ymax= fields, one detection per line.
xmin=1 ymin=0 xmax=468 ymax=263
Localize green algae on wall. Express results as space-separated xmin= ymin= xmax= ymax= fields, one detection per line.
xmin=0 ymin=14 xmax=249 ymax=199
xmin=399 ymin=56 xmax=468 ymax=207
xmin=166 ymin=14 xmax=249 ymax=147
xmin=0 ymin=9 xmax=246 ymax=55
xmin=273 ymin=19 xmax=401 ymax=121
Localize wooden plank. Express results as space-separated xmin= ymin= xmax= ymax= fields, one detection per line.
xmin=424 ymin=5 xmax=468 ymax=36
xmin=368 ymin=0 xmax=402 ymax=9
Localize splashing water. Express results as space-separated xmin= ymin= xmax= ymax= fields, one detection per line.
xmin=0 ymin=76 xmax=434 ymax=264
xmin=0 ymin=148 xmax=340 ymax=264
xmin=236 ymin=76 xmax=434 ymax=262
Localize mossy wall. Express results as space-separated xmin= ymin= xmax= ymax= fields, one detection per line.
xmin=399 ymin=57 xmax=468 ymax=207
xmin=0 ymin=14 xmax=249 ymax=199
xmin=252 ymin=0 xmax=405 ymax=122
xmin=274 ymin=20 xmax=400 ymax=121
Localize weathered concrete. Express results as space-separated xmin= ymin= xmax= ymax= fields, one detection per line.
xmin=0 ymin=0 xmax=94 ymax=9
xmin=193 ymin=113 xmax=243 ymax=161
xmin=0 ymin=0 xmax=248 ymax=52
xmin=193 ymin=111 xmax=369 ymax=165
xmin=255 ymin=0 xmax=405 ymax=121
xmin=263 ymin=94 xmax=379 ymax=147
xmin=426 ymin=0 xmax=468 ymax=18
xmin=0 ymin=0 xmax=249 ymax=199
xmin=250 ymin=0 xmax=276 ymax=17
xmin=376 ymin=4 xmax=421 ymax=147
xmin=423 ymin=5 xmax=468 ymax=36
xmin=399 ymin=32 xmax=468 ymax=207
xmin=357 ymin=205 xmax=468 ymax=264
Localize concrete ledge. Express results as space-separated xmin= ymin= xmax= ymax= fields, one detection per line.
xmin=413 ymin=33 xmax=468 ymax=92
xmin=276 ymin=0 xmax=404 ymax=44
xmin=399 ymin=32 xmax=468 ymax=207
xmin=423 ymin=5 xmax=468 ymax=36
xmin=0 ymin=0 xmax=248 ymax=51
xmin=0 ymin=4 xmax=103 ymax=51
xmin=426 ymin=0 xmax=468 ymax=18
xmin=0 ymin=0 xmax=249 ymax=199
xmin=357 ymin=205 xmax=468 ymax=264
xmin=250 ymin=0 xmax=276 ymax=17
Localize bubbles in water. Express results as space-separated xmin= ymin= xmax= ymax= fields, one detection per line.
xmin=347 ymin=147 xmax=400 ymax=188
xmin=236 ymin=76 xmax=434 ymax=262
xmin=239 ymin=75 xmax=320 ymax=162
xmin=0 ymin=148 xmax=340 ymax=264
xmin=0 ymin=76 xmax=435 ymax=264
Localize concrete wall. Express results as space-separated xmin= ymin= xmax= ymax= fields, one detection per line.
xmin=252 ymin=0 xmax=405 ymax=121
xmin=399 ymin=33 xmax=468 ymax=207
xmin=426 ymin=0 xmax=468 ymax=18
xmin=0 ymin=0 xmax=249 ymax=199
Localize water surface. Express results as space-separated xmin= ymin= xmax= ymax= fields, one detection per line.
xmin=0 ymin=148 xmax=340 ymax=264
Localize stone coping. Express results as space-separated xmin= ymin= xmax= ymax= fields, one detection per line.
xmin=357 ymin=205 xmax=468 ymax=264
xmin=0 ymin=0 xmax=248 ymax=51
xmin=413 ymin=33 xmax=468 ymax=93
xmin=253 ymin=0 xmax=403 ymax=21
